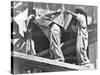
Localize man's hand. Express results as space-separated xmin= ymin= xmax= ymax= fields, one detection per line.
xmin=65 ymin=10 xmax=78 ymax=17
xmin=57 ymin=9 xmax=62 ymax=12
xmin=57 ymin=9 xmax=65 ymax=14
xmin=63 ymin=10 xmax=71 ymax=15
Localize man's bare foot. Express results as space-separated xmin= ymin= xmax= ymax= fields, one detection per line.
xmin=54 ymin=58 xmax=64 ymax=62
xmin=81 ymin=63 xmax=94 ymax=68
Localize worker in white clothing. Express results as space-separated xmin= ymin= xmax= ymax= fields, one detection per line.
xmin=36 ymin=9 xmax=65 ymax=62
xmin=26 ymin=9 xmax=37 ymax=55
xmin=64 ymin=8 xmax=91 ymax=67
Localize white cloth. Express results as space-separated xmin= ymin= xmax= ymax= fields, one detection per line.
xmin=76 ymin=14 xmax=89 ymax=65
xmin=14 ymin=9 xmax=28 ymax=37
xmin=49 ymin=24 xmax=65 ymax=61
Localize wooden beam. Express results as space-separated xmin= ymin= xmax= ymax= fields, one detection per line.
xmin=36 ymin=49 xmax=49 ymax=56
xmin=12 ymin=51 xmax=93 ymax=72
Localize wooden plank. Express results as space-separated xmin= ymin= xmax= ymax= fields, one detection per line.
xmin=12 ymin=51 xmax=93 ymax=72
xmin=36 ymin=49 xmax=49 ymax=56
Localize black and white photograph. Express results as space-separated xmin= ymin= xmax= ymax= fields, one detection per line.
xmin=11 ymin=1 xmax=97 ymax=74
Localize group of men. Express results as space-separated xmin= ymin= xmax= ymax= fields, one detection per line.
xmin=26 ymin=6 xmax=91 ymax=67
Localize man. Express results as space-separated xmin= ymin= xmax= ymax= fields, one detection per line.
xmin=64 ymin=8 xmax=90 ymax=67
xmin=36 ymin=9 xmax=65 ymax=62
xmin=26 ymin=8 xmax=65 ymax=61
xmin=25 ymin=8 xmax=37 ymax=55
xmin=49 ymin=22 xmax=65 ymax=61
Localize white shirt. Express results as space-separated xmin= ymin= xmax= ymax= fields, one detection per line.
xmin=76 ymin=14 xmax=88 ymax=39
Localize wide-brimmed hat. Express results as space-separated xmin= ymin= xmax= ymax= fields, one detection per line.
xmin=75 ymin=6 xmax=86 ymax=14
xmin=28 ymin=8 xmax=37 ymax=17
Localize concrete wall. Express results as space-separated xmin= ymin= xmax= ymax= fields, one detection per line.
xmin=89 ymin=42 xmax=97 ymax=69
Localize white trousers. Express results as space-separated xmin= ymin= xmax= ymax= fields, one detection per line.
xmin=49 ymin=24 xmax=65 ymax=61
xmin=76 ymin=35 xmax=89 ymax=65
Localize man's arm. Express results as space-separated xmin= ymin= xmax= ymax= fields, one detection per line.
xmin=44 ymin=9 xmax=62 ymax=21
xmin=64 ymin=10 xmax=78 ymax=17
xmin=27 ymin=16 xmax=35 ymax=32
xmin=64 ymin=14 xmax=73 ymax=30
xmin=36 ymin=9 xmax=62 ymax=28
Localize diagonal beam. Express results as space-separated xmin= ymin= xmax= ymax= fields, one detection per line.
xmin=12 ymin=51 xmax=93 ymax=72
